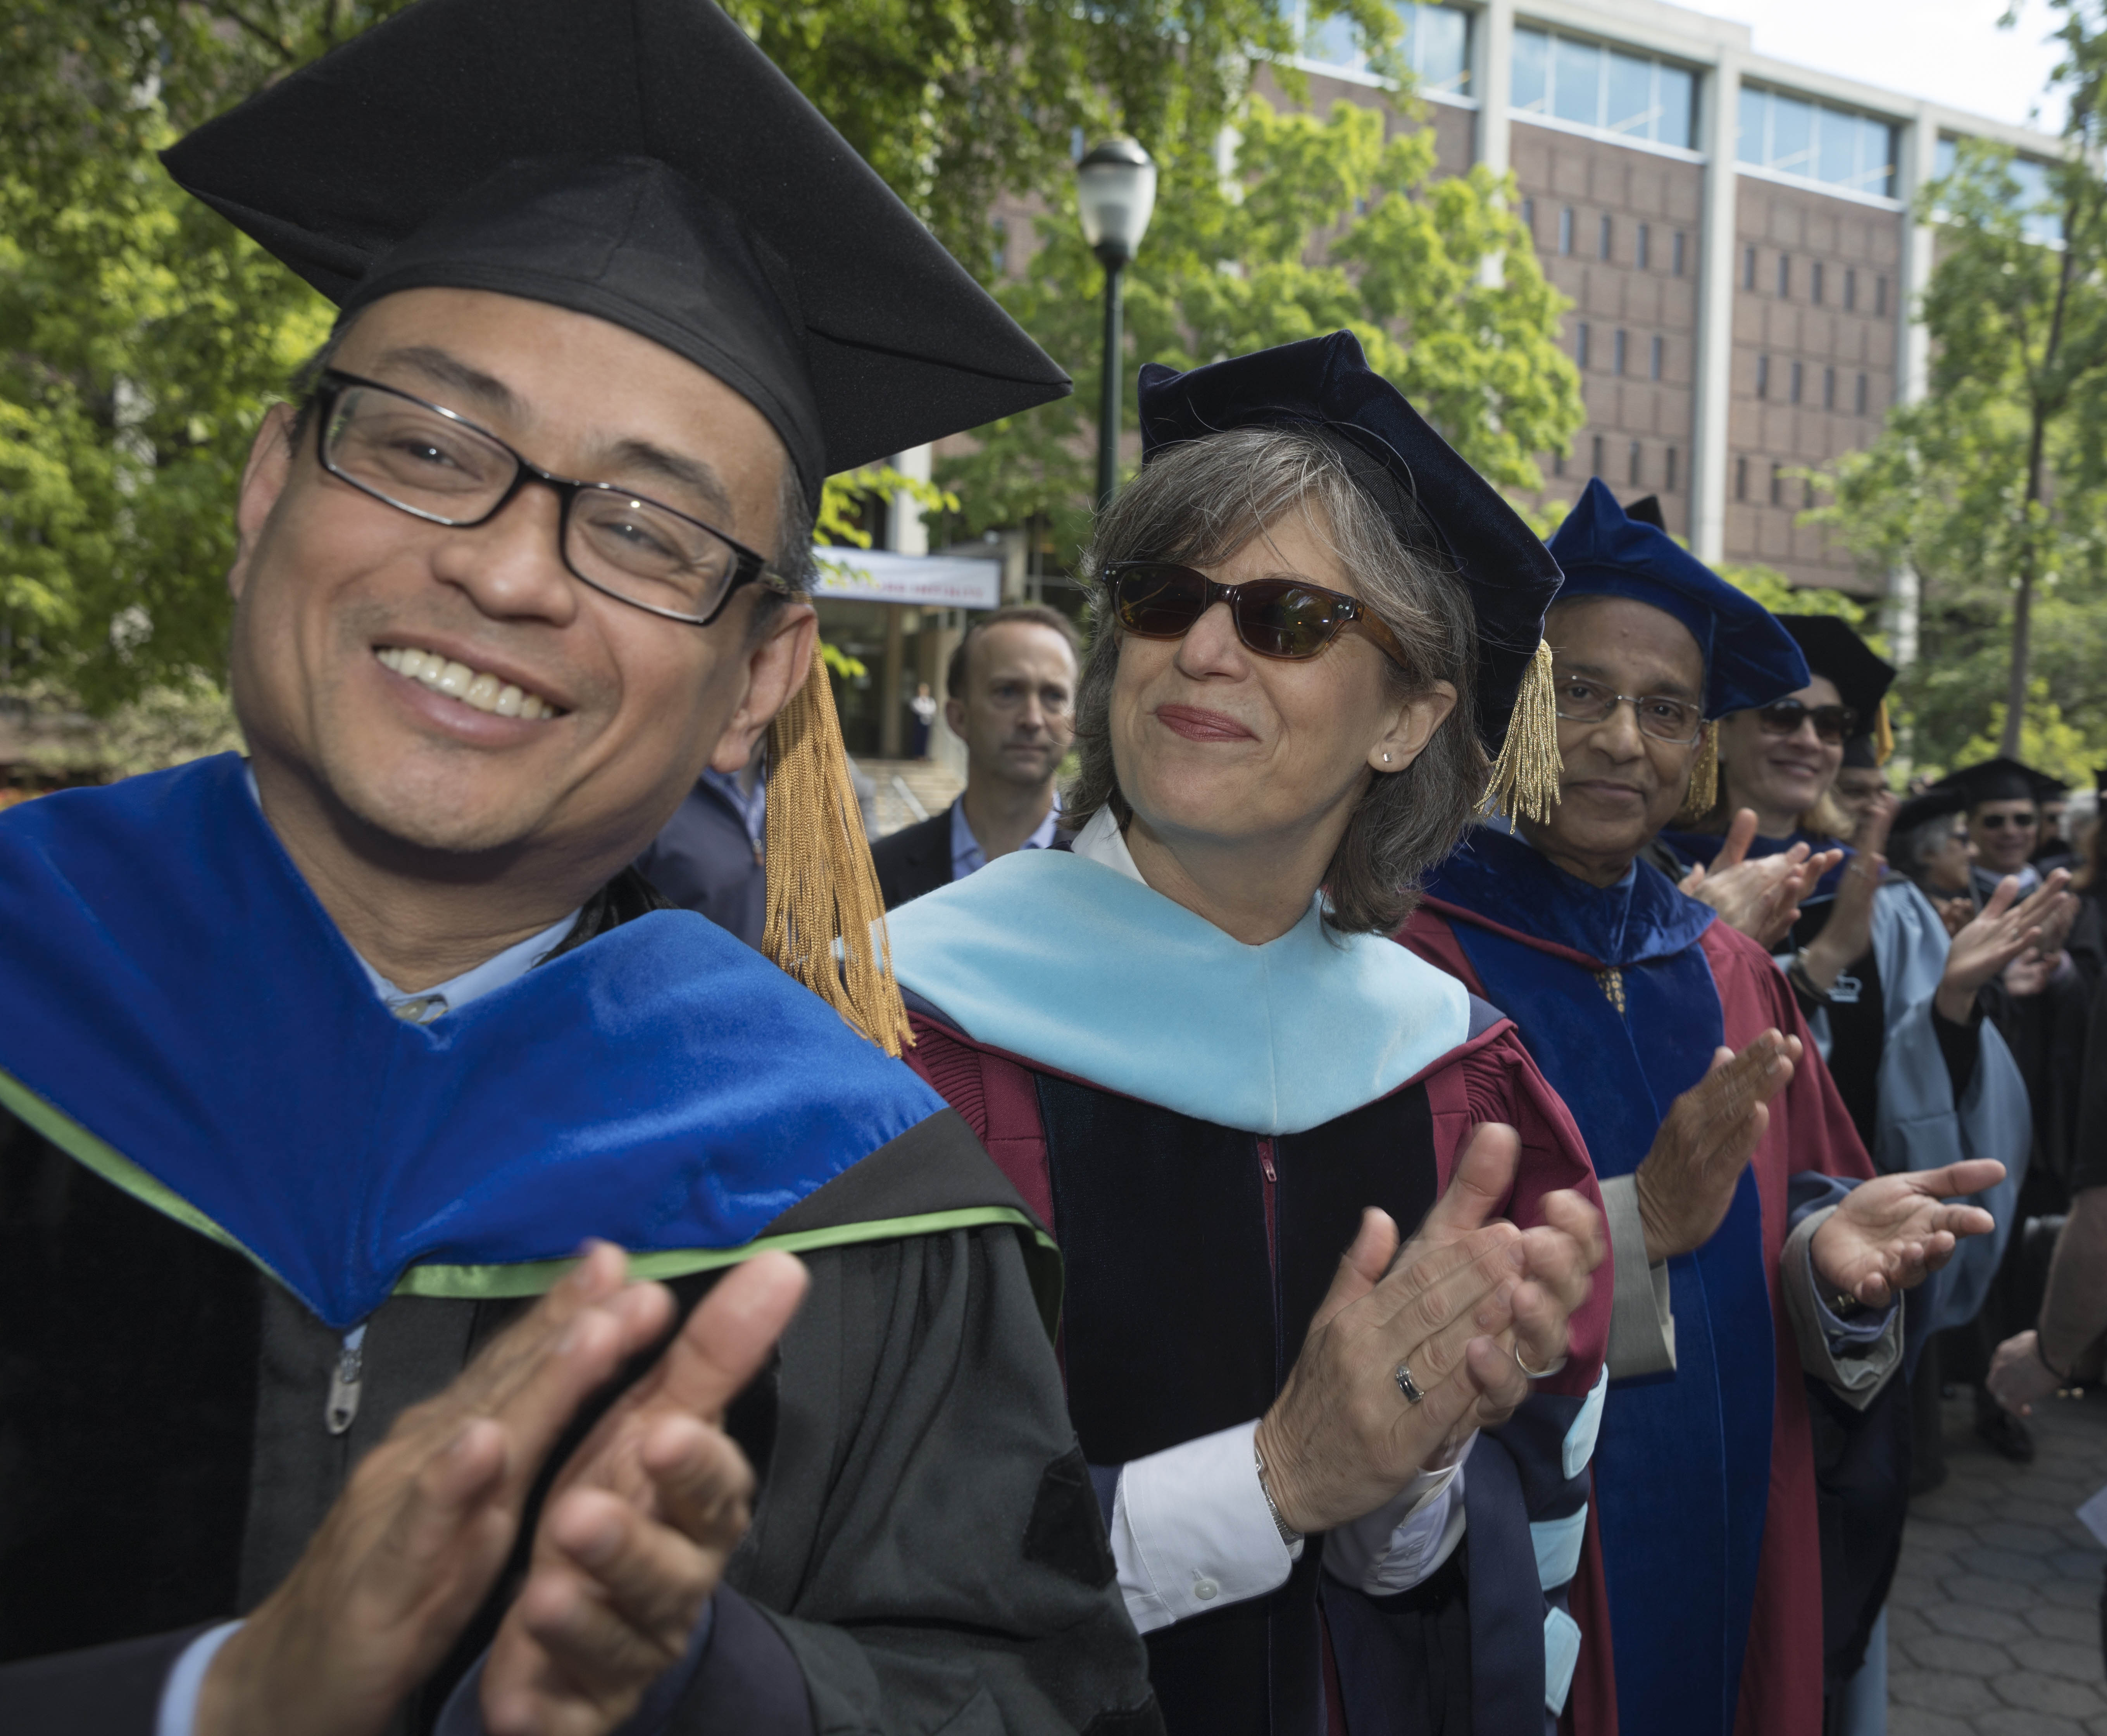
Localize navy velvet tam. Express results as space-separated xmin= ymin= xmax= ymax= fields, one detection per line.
xmin=1134 ymin=331 xmax=1564 ymax=787
xmin=157 ymin=0 xmax=1069 ymax=497
xmin=1546 ymin=478 xmax=1809 ymax=720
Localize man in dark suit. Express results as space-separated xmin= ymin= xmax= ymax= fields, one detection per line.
xmin=874 ymin=604 xmax=1078 ymax=908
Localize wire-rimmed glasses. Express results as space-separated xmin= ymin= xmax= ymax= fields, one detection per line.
xmin=1553 ymin=675 xmax=1704 ymax=746
xmin=311 ymin=370 xmax=785 ymax=627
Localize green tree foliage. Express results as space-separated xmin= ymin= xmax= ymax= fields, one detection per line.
xmin=938 ymin=96 xmax=1586 ymax=558
xmin=1814 ymin=0 xmax=2107 ymax=770
xmin=4 ymin=0 xmax=1411 ymax=721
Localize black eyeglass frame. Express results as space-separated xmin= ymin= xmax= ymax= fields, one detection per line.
xmin=1551 ymin=676 xmax=1705 ymax=747
xmin=1103 ymin=560 xmax=1409 ymax=667
xmin=310 ymin=370 xmax=787 ymax=628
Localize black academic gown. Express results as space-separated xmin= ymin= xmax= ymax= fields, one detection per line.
xmin=0 ymin=763 xmax=1156 ymax=1736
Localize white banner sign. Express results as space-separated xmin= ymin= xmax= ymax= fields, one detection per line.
xmin=813 ymin=548 xmax=1002 ymax=610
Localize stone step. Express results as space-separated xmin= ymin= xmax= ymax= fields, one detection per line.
xmin=852 ymin=756 xmax=963 ymax=838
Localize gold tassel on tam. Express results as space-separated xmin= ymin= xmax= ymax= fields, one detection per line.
xmin=1873 ymin=699 xmax=1895 ymax=766
xmin=1671 ymin=723 xmax=1720 ymax=827
xmin=1478 ymin=639 xmax=1563 ymax=826
xmin=762 ymin=642 xmax=912 ymax=1056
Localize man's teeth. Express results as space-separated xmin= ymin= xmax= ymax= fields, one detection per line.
xmin=375 ymin=647 xmax=557 ymax=719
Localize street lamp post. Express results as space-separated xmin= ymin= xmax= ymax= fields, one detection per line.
xmin=1076 ymin=138 xmax=1157 ymax=508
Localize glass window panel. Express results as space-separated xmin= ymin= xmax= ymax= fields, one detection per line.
xmin=1738 ymin=86 xmax=1770 ymax=165
xmin=1817 ymin=109 xmax=1856 ymax=186
xmin=1858 ymin=117 xmax=1896 ymax=195
xmin=1302 ymin=10 xmax=1363 ymax=69
xmin=1934 ymin=136 xmax=1958 ymax=180
xmin=1656 ymin=64 xmax=1695 ymax=148
xmin=1770 ymin=95 xmax=1814 ymax=172
xmin=1606 ymin=50 xmax=1654 ymax=136
xmin=1413 ymin=4 xmax=1469 ymax=93
xmin=1554 ymin=35 xmax=1602 ymax=127
xmin=1512 ymin=26 xmax=1548 ymax=112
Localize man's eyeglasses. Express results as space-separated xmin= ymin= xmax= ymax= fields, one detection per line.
xmin=1105 ymin=561 xmax=1407 ymax=666
xmin=1552 ymin=676 xmax=1704 ymax=746
xmin=1752 ymin=698 xmax=1859 ymax=745
xmin=1976 ymin=811 xmax=2038 ymax=831
xmin=311 ymin=371 xmax=785 ymax=627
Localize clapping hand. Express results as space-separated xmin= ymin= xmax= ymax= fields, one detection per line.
xmin=1679 ymin=809 xmax=1843 ymax=950
xmin=1633 ymin=1032 xmax=1800 ymax=1264
xmin=483 ymin=1250 xmax=808 ymax=1736
xmin=1938 ymin=871 xmax=2073 ymax=1022
xmin=1252 ymin=1126 xmax=1603 ymax=1536
xmin=1797 ymin=796 xmax=1896 ymax=994
xmin=1987 ymin=1330 xmax=2065 ymax=1417
xmin=1809 ymin=1161 xmax=2004 ymax=1307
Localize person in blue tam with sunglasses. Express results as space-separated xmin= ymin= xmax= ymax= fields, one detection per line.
xmin=884 ymin=332 xmax=1618 ymax=1735
xmin=1398 ymin=478 xmax=2005 ymax=1736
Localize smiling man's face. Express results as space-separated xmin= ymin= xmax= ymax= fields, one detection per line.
xmin=228 ymin=287 xmax=803 ymax=888
xmin=1519 ymin=594 xmax=1707 ymax=886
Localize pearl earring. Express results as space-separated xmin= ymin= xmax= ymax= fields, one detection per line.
xmin=1381 ymin=753 xmax=1392 ymax=763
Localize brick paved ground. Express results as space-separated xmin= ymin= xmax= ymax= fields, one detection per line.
xmin=1889 ymin=1388 xmax=2107 ymax=1734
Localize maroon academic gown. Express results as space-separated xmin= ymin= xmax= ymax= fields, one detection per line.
xmin=1400 ymin=907 xmax=1871 ymax=1736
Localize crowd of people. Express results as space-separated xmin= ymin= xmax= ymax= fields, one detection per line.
xmin=0 ymin=3 xmax=2094 ymax=1736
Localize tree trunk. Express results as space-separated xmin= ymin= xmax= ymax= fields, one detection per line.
xmin=2001 ymin=405 xmax=2048 ymax=757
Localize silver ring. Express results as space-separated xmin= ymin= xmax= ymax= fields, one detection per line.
xmin=1394 ymin=1362 xmax=1425 ymax=1404
xmin=1514 ymin=1343 xmax=1569 ymax=1380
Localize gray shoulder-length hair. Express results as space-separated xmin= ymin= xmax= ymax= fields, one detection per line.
xmin=1065 ymin=425 xmax=1485 ymax=935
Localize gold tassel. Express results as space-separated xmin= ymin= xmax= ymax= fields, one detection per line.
xmin=1873 ymin=699 xmax=1895 ymax=766
xmin=1478 ymin=639 xmax=1563 ymax=825
xmin=1671 ymin=722 xmax=1720 ymax=827
xmin=762 ymin=642 xmax=912 ymax=1057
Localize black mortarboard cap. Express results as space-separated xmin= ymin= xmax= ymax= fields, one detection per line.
xmin=1934 ymin=757 xmax=2069 ymax=808
xmin=1135 ymin=331 xmax=1563 ymax=763
xmin=1547 ymin=480 xmax=1809 ymax=718
xmin=1623 ymin=494 xmax=1668 ymax=530
xmin=1890 ymin=785 xmax=1969 ymax=839
xmin=158 ymin=0 xmax=1070 ymax=498
xmin=1776 ymin=615 xmax=1895 ymax=725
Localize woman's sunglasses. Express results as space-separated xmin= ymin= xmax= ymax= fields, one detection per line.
xmin=1105 ymin=561 xmax=1406 ymax=666
xmin=1752 ymin=698 xmax=1860 ymax=744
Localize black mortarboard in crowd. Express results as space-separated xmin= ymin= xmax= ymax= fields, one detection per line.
xmin=1546 ymin=480 xmax=1809 ymax=719
xmin=1622 ymin=494 xmax=1669 ymax=530
xmin=1775 ymin=614 xmax=1897 ymax=768
xmin=1891 ymin=785 xmax=1969 ymax=839
xmin=1933 ymin=757 xmax=2069 ymax=809
xmin=159 ymin=0 xmax=1071 ymax=498
xmin=1135 ymin=331 xmax=1568 ymax=820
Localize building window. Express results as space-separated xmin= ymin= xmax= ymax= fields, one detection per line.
xmin=1651 ymin=334 xmax=1665 ymax=380
xmin=1600 ymin=214 xmax=1614 ymax=260
xmin=1743 ymin=245 xmax=1758 ymax=289
xmin=1777 ymin=254 xmax=1791 ymax=297
xmin=1845 ymin=267 xmax=1857 ymax=310
xmin=1856 ymin=372 xmax=1869 ymax=415
xmin=1522 ymin=196 xmax=1536 ymax=237
xmin=1790 ymin=360 xmax=1803 ymax=404
xmin=1629 ymin=440 xmax=1644 ymax=485
xmin=1770 ymin=462 xmax=1785 ymax=506
xmin=1737 ymin=83 xmax=1898 ymax=198
xmin=1290 ymin=0 xmax=1471 ymax=94
xmin=1591 ymin=435 xmax=1605 ymax=475
xmin=1673 ymin=231 xmax=1687 ymax=276
xmin=1804 ymin=477 xmax=1817 ymax=510
xmin=1876 ymin=275 xmax=1888 ymax=317
xmin=1824 ymin=366 xmax=1836 ymax=409
xmin=1756 ymin=354 xmax=1769 ymax=398
xmin=1935 ymin=137 xmax=2066 ymax=242
xmin=1553 ymin=449 xmax=1566 ymax=477
xmin=1812 ymin=261 xmax=1824 ymax=304
xmin=1736 ymin=456 xmax=1749 ymax=501
xmin=990 ymin=216 xmax=1010 ymax=276
xmin=1560 ymin=206 xmax=1575 ymax=255
xmin=1512 ymin=27 xmax=1698 ymax=148
xmin=1637 ymin=222 xmax=1651 ymax=269
xmin=1666 ymin=446 xmax=1680 ymax=492
xmin=1576 ymin=322 xmax=1591 ymax=367
xmin=1614 ymin=329 xmax=1627 ymax=375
